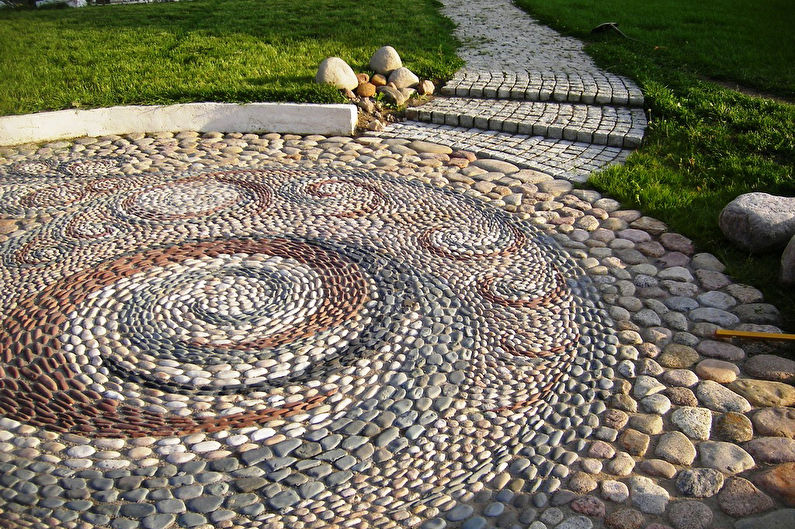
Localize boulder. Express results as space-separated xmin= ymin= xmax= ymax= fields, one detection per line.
xmin=371 ymin=74 xmax=387 ymax=87
xmin=781 ymin=234 xmax=795 ymax=284
xmin=369 ymin=46 xmax=402 ymax=75
xmin=315 ymin=57 xmax=358 ymax=90
xmin=388 ymin=67 xmax=419 ymax=89
xmin=418 ymin=80 xmax=435 ymax=95
xmin=719 ymin=193 xmax=795 ymax=253
xmin=376 ymin=85 xmax=407 ymax=106
xmin=399 ymin=87 xmax=417 ymax=101
xmin=356 ymin=82 xmax=376 ymax=98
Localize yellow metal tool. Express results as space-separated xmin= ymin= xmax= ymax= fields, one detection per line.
xmin=715 ymin=329 xmax=795 ymax=342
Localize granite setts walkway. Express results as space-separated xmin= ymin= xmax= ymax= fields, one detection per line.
xmin=371 ymin=0 xmax=646 ymax=183
xmin=0 ymin=3 xmax=794 ymax=529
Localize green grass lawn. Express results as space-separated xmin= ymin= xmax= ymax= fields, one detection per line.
xmin=516 ymin=0 xmax=795 ymax=100
xmin=0 ymin=0 xmax=462 ymax=115
xmin=516 ymin=0 xmax=795 ymax=330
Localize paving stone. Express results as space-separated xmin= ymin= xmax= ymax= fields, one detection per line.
xmin=665 ymin=387 xmax=699 ymax=407
xmin=657 ymin=344 xmax=699 ymax=368
xmin=675 ymin=468 xmax=724 ymax=498
xmin=753 ymin=407 xmax=795 ymax=438
xmin=448 ymin=504 xmax=475 ymax=522
xmin=268 ymin=490 xmax=300 ymax=510
xmin=753 ymin=463 xmax=795 ymax=505
xmin=638 ymin=459 xmax=677 ymax=479
xmin=696 ymin=340 xmax=746 ymax=361
xmin=657 ymin=267 xmax=693 ymax=282
xmin=463 ymin=515 xmax=495 ymax=529
xmin=729 ymin=379 xmax=795 ymax=407
xmin=120 ymin=503 xmax=157 ymax=518
xmin=558 ymin=515 xmax=595 ymax=529
xmin=177 ymin=513 xmax=206 ymax=528
xmin=733 ymin=303 xmax=781 ymax=324
xmin=633 ymin=376 xmax=666 ymax=398
xmin=715 ymin=411 xmax=754 ymax=442
xmin=670 ymin=407 xmax=712 ymax=440
xmin=483 ymin=502 xmax=504 ymax=517
xmin=618 ymin=429 xmax=650 ymax=456
xmin=141 ymin=514 xmax=176 ymax=529
xmin=660 ymin=233 xmax=694 ymax=254
xmin=628 ymin=476 xmax=669 ymax=514
xmin=694 ymin=359 xmax=739 ymax=383
xmin=662 ymin=369 xmax=699 ymax=387
xmin=605 ymin=508 xmax=645 ymax=529
xmin=655 ymin=432 xmax=696 ymax=465
xmin=628 ymin=216 xmax=665 ymax=235
xmin=186 ymin=495 xmax=223 ymax=513
xmin=744 ymin=437 xmax=795 ymax=464
xmin=695 ymin=269 xmax=731 ymax=290
xmin=422 ymin=518 xmax=447 ymax=529
xmin=744 ymin=355 xmax=795 ymax=383
xmin=698 ymin=441 xmax=755 ymax=475
xmin=579 ymin=458 xmax=603 ymax=475
xmin=689 ymin=307 xmax=740 ymax=327
xmin=408 ymin=140 xmax=453 ymax=154
xmin=606 ymin=452 xmax=636 ymax=476
xmin=111 ymin=519 xmax=138 ymax=529
xmin=155 ymin=499 xmax=185 ymax=514
xmin=697 ymin=290 xmax=736 ymax=310
xmin=640 ymin=394 xmax=671 ymax=415
xmin=540 ymin=507 xmax=564 ymax=524
xmin=666 ymin=500 xmax=712 ymax=529
xmin=602 ymin=410 xmax=629 ymax=430
xmin=717 ymin=476 xmax=775 ymax=518
xmin=695 ymin=380 xmax=752 ymax=413
xmin=470 ymin=158 xmax=520 ymax=174
xmin=601 ymin=480 xmax=629 ymax=502
xmin=568 ymin=472 xmax=597 ymax=494
xmin=628 ymin=413 xmax=663 ymax=435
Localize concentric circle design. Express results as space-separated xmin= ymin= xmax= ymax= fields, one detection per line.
xmin=58 ymin=156 xmax=125 ymax=177
xmin=21 ymin=182 xmax=87 ymax=208
xmin=279 ymin=174 xmax=388 ymax=218
xmin=0 ymin=156 xmax=127 ymax=180
xmin=477 ymin=265 xmax=565 ymax=308
xmin=7 ymin=159 xmax=57 ymax=177
xmin=117 ymin=172 xmax=272 ymax=223
xmin=0 ymin=156 xmax=616 ymax=528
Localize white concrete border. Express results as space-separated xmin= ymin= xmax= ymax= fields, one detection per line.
xmin=0 ymin=102 xmax=359 ymax=146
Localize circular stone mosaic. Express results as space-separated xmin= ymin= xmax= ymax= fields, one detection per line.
xmin=0 ymin=158 xmax=616 ymax=528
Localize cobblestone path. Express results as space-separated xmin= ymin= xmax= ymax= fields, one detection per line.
xmin=0 ymin=2 xmax=793 ymax=529
xmin=372 ymin=0 xmax=646 ymax=183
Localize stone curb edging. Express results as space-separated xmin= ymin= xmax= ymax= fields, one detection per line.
xmin=0 ymin=102 xmax=359 ymax=147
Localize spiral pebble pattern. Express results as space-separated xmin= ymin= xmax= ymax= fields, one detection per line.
xmin=0 ymin=157 xmax=616 ymax=528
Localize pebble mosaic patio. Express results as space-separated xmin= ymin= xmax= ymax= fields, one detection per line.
xmin=0 ymin=1 xmax=793 ymax=529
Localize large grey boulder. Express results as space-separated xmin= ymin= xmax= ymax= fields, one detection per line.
xmin=388 ymin=67 xmax=419 ymax=89
xmin=369 ymin=46 xmax=402 ymax=76
xmin=315 ymin=57 xmax=358 ymax=91
xmin=781 ymin=234 xmax=795 ymax=284
xmin=718 ymin=193 xmax=795 ymax=253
